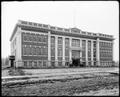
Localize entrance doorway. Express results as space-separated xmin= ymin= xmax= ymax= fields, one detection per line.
xmin=69 ymin=50 xmax=84 ymax=67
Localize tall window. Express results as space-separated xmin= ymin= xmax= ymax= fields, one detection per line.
xmin=22 ymin=45 xmax=26 ymax=55
xmin=88 ymin=41 xmax=91 ymax=61
xmin=33 ymin=46 xmax=36 ymax=55
xmin=36 ymin=46 xmax=39 ymax=55
xmin=51 ymin=36 xmax=55 ymax=60
xmin=31 ymin=46 xmax=34 ymax=55
xmin=58 ymin=37 xmax=63 ymax=61
xmin=38 ymin=46 xmax=41 ymax=55
xmin=29 ymin=33 xmax=32 ymax=41
xmin=58 ymin=37 xmax=63 ymax=62
xmin=82 ymin=40 xmax=86 ymax=61
xmin=44 ymin=46 xmax=48 ymax=55
xmin=41 ymin=46 xmax=43 ymax=55
xmin=44 ymin=35 xmax=47 ymax=43
xmin=93 ymin=41 xmax=96 ymax=63
xmin=23 ymin=61 xmax=27 ymax=67
xmin=65 ymin=38 xmax=69 ymax=61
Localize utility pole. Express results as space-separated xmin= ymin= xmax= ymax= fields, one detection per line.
xmin=73 ymin=7 xmax=76 ymax=28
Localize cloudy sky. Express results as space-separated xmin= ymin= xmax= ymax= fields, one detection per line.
xmin=2 ymin=1 xmax=119 ymax=61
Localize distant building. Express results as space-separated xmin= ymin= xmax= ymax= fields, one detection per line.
xmin=10 ymin=20 xmax=114 ymax=68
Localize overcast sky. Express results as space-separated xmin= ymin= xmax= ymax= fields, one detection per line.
xmin=2 ymin=1 xmax=119 ymax=61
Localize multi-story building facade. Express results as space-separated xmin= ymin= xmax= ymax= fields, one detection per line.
xmin=10 ymin=20 xmax=114 ymax=68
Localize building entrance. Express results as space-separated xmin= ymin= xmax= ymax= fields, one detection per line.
xmin=70 ymin=50 xmax=84 ymax=67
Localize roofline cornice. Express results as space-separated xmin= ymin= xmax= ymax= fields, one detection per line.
xmin=10 ymin=20 xmax=115 ymax=41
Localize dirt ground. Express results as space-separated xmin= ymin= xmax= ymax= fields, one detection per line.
xmin=2 ymin=67 xmax=119 ymax=77
xmin=2 ymin=74 xmax=119 ymax=96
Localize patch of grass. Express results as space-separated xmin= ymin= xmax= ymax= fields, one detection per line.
xmin=2 ymin=76 xmax=119 ymax=96
xmin=8 ymin=68 xmax=25 ymax=76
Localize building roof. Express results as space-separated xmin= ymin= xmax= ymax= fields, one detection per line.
xmin=10 ymin=20 xmax=115 ymax=41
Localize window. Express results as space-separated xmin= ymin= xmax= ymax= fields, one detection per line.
xmin=82 ymin=40 xmax=86 ymax=58
xmin=34 ymin=23 xmax=37 ymax=26
xmin=51 ymin=47 xmax=55 ymax=56
xmin=50 ymin=26 xmax=55 ymax=30
xmin=44 ymin=47 xmax=48 ymax=55
xmin=23 ymin=45 xmax=26 ymax=55
xmin=93 ymin=41 xmax=96 ymax=60
xmin=23 ymin=33 xmax=27 ymax=41
xmin=29 ymin=33 xmax=32 ymax=41
xmin=88 ymin=32 xmax=91 ymax=35
xmin=51 ymin=36 xmax=55 ymax=57
xmin=57 ymin=27 xmax=63 ymax=31
xmin=41 ymin=46 xmax=43 ymax=55
xmin=51 ymin=36 xmax=55 ymax=43
xmin=36 ymin=34 xmax=39 ymax=42
xmin=58 ymin=37 xmax=62 ymax=44
xmin=29 ymin=22 xmax=32 ymax=25
xmin=38 ymin=61 xmax=42 ymax=67
xmin=82 ymin=31 xmax=86 ymax=34
xmin=31 ymin=46 xmax=34 ymax=55
xmin=43 ymin=24 xmax=48 ymax=28
xmin=21 ymin=21 xmax=27 ymax=24
xmin=58 ymin=37 xmax=63 ymax=60
xmin=93 ymin=33 xmax=96 ymax=36
xmin=33 ymin=46 xmax=36 ymax=55
xmin=31 ymin=34 xmax=34 ymax=42
xmin=29 ymin=61 xmax=32 ymax=67
xmin=38 ymin=35 xmax=41 ymax=42
xmin=25 ymin=33 xmax=29 ymax=41
xmin=64 ymin=29 xmax=69 ymax=32
xmin=38 ymin=24 xmax=42 ymax=27
xmin=65 ymin=49 xmax=69 ymax=56
xmin=72 ymin=39 xmax=80 ymax=47
xmin=65 ymin=38 xmax=69 ymax=47
xmin=35 ymin=47 xmax=38 ymax=55
xmin=41 ymin=34 xmax=44 ymax=42
xmin=58 ymin=61 xmax=62 ymax=66
xmin=38 ymin=47 xmax=41 ymax=55
xmin=88 ymin=41 xmax=91 ymax=58
xmin=43 ymin=61 xmax=46 ymax=66
xmin=23 ymin=61 xmax=27 ymax=67
xmin=51 ymin=61 xmax=55 ymax=67
xmin=58 ymin=47 xmax=62 ymax=56
xmin=26 ymin=45 xmax=30 ymax=55
xmin=65 ymin=57 xmax=69 ymax=61
xmin=65 ymin=38 xmax=69 ymax=57
xmin=44 ymin=35 xmax=48 ymax=43
xmin=33 ymin=34 xmax=36 ymax=42
xmin=29 ymin=46 xmax=32 ymax=55
xmin=34 ymin=61 xmax=37 ymax=67
xmin=36 ymin=46 xmax=39 ymax=55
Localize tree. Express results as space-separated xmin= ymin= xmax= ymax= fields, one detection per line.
xmin=2 ymin=58 xmax=5 ymax=66
xmin=5 ymin=57 xmax=9 ymax=66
